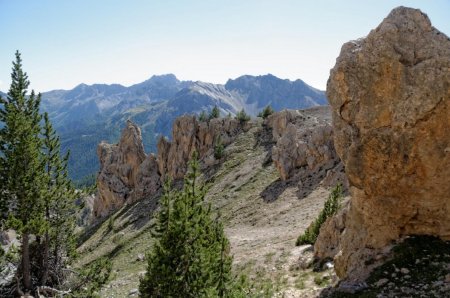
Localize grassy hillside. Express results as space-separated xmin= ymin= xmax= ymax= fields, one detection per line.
xmin=75 ymin=119 xmax=337 ymax=297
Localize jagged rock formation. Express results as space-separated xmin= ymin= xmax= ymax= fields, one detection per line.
xmin=318 ymin=6 xmax=450 ymax=280
xmin=157 ymin=116 xmax=244 ymax=181
xmin=265 ymin=107 xmax=339 ymax=181
xmin=134 ymin=154 xmax=161 ymax=201
xmin=94 ymin=117 xmax=244 ymax=217
xmin=93 ymin=107 xmax=342 ymax=218
xmin=94 ymin=121 xmax=153 ymax=217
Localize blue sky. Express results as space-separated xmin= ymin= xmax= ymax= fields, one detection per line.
xmin=0 ymin=0 xmax=449 ymax=92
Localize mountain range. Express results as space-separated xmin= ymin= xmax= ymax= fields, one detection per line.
xmin=3 ymin=74 xmax=327 ymax=181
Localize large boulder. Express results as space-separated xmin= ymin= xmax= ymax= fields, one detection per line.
xmin=323 ymin=6 xmax=450 ymax=280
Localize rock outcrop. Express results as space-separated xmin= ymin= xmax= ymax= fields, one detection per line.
xmin=94 ymin=121 xmax=158 ymax=217
xmin=265 ymin=107 xmax=339 ymax=181
xmin=320 ymin=7 xmax=450 ymax=280
xmin=134 ymin=154 xmax=161 ymax=201
xmin=157 ymin=116 xmax=243 ymax=181
xmin=94 ymin=117 xmax=245 ymax=217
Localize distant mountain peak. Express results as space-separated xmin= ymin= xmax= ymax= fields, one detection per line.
xmin=145 ymin=74 xmax=180 ymax=85
xmin=74 ymin=83 xmax=89 ymax=89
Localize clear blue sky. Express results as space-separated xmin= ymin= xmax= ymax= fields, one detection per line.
xmin=0 ymin=0 xmax=449 ymax=92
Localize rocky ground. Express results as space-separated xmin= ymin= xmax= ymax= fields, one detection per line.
xmin=204 ymin=117 xmax=340 ymax=297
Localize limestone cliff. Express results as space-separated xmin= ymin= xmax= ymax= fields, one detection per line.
xmin=316 ymin=6 xmax=450 ymax=280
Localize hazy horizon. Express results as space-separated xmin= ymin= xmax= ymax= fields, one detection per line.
xmin=1 ymin=0 xmax=449 ymax=93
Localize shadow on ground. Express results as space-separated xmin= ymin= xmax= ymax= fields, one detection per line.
xmin=260 ymin=162 xmax=333 ymax=203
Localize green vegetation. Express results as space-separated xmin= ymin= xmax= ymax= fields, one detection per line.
xmin=62 ymin=120 xmax=121 ymax=182
xmin=139 ymin=153 xmax=243 ymax=297
xmin=1 ymin=52 xmax=46 ymax=294
xmin=199 ymin=110 xmax=208 ymax=122
xmin=313 ymin=274 xmax=330 ymax=286
xmin=209 ymin=105 xmax=220 ymax=119
xmin=70 ymin=257 xmax=112 ymax=298
xmin=294 ymin=272 xmax=308 ymax=290
xmin=107 ymin=216 xmax=115 ymax=233
xmin=296 ymin=184 xmax=343 ymax=246
xmin=0 ymin=51 xmax=104 ymax=297
xmin=74 ymin=173 xmax=97 ymax=190
xmin=235 ymin=109 xmax=251 ymax=123
xmin=257 ymin=105 xmax=274 ymax=119
xmin=214 ymin=135 xmax=225 ymax=159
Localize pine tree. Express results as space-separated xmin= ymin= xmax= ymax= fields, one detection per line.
xmin=38 ymin=112 xmax=77 ymax=287
xmin=214 ymin=135 xmax=225 ymax=159
xmin=0 ymin=51 xmax=46 ymax=292
xmin=213 ymin=214 xmax=233 ymax=297
xmin=235 ymin=109 xmax=250 ymax=123
xmin=259 ymin=105 xmax=274 ymax=119
xmin=0 ymin=95 xmax=6 ymax=228
xmin=199 ymin=110 xmax=208 ymax=122
xmin=0 ymin=51 xmax=78 ymax=294
xmin=209 ymin=105 xmax=220 ymax=120
xmin=139 ymin=153 xmax=239 ymax=297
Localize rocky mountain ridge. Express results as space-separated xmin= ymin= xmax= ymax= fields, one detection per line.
xmin=42 ymin=74 xmax=326 ymax=124
xmin=39 ymin=74 xmax=327 ymax=181
xmin=92 ymin=106 xmax=343 ymax=220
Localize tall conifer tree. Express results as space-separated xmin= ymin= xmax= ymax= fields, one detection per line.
xmin=0 ymin=51 xmax=45 ymax=291
xmin=139 ymin=153 xmax=239 ymax=297
xmin=0 ymin=51 xmax=78 ymax=294
xmin=39 ymin=112 xmax=77 ymax=287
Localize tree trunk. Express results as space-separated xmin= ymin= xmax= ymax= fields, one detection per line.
xmin=22 ymin=232 xmax=31 ymax=291
xmin=41 ymin=230 xmax=49 ymax=285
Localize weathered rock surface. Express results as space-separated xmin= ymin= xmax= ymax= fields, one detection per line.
xmin=157 ymin=116 xmax=243 ymax=181
xmin=265 ymin=107 xmax=339 ymax=181
xmin=314 ymin=199 xmax=349 ymax=261
xmin=94 ymin=117 xmax=245 ymax=218
xmin=323 ymin=6 xmax=450 ymax=280
xmin=134 ymin=154 xmax=161 ymax=203
xmin=93 ymin=106 xmax=347 ymax=220
xmin=94 ymin=120 xmax=154 ymax=217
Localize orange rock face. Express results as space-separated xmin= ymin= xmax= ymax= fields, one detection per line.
xmin=324 ymin=6 xmax=450 ymax=280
